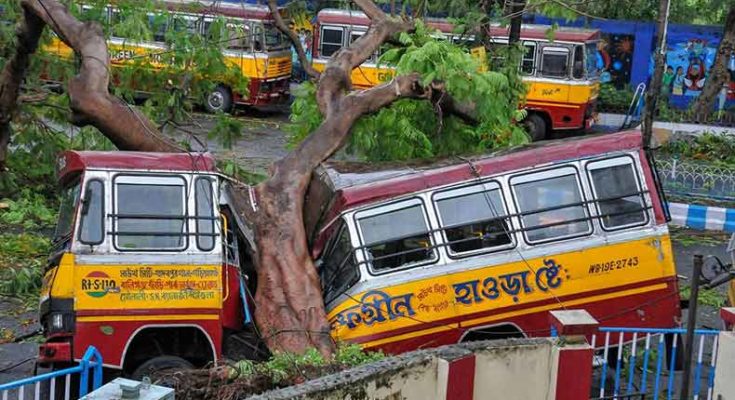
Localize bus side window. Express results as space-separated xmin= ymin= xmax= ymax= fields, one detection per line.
xmin=320 ymin=223 xmax=359 ymax=304
xmin=147 ymin=13 xmax=168 ymax=43
xmin=521 ymin=41 xmax=536 ymax=75
xmin=356 ymin=199 xmax=435 ymax=273
xmin=195 ymin=178 xmax=215 ymax=251
xmin=79 ymin=180 xmax=104 ymax=245
xmin=434 ymin=182 xmax=513 ymax=256
xmin=320 ymin=26 xmax=344 ymax=58
xmin=540 ymin=46 xmax=569 ymax=78
xmin=572 ymin=45 xmax=585 ymax=79
xmin=511 ymin=168 xmax=592 ymax=243
xmin=587 ymin=158 xmax=648 ymax=230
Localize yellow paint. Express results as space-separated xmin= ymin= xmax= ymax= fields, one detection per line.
xmin=44 ymin=253 xmax=76 ymax=299
xmin=78 ymin=314 xmax=219 ymax=322
xmin=525 ymin=80 xmax=599 ymax=105
xmin=328 ymin=235 xmax=677 ymax=345
xmin=312 ymin=61 xmax=395 ymax=89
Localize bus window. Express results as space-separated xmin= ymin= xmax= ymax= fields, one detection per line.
xmin=172 ymin=14 xmax=201 ymax=36
xmin=540 ymin=46 xmax=569 ymax=78
xmin=350 ymin=30 xmax=365 ymax=44
xmin=147 ymin=13 xmax=168 ymax=43
xmin=195 ymin=178 xmax=215 ymax=251
xmin=253 ymin=23 xmax=264 ymax=51
xmin=585 ymin=42 xmax=601 ymax=79
xmin=572 ymin=45 xmax=584 ymax=79
xmin=114 ymin=176 xmax=187 ymax=250
xmin=521 ymin=41 xmax=536 ymax=75
xmin=264 ymin=22 xmax=287 ymax=50
xmin=79 ymin=180 xmax=104 ymax=245
xmin=320 ymin=223 xmax=359 ymax=304
xmin=356 ymin=199 xmax=435 ymax=273
xmin=434 ymin=182 xmax=513 ymax=255
xmin=55 ymin=181 xmax=81 ymax=243
xmin=320 ymin=26 xmax=344 ymax=58
xmin=512 ymin=168 xmax=591 ymax=243
xmin=587 ymin=158 xmax=648 ymax=230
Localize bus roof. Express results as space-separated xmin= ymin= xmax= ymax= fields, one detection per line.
xmin=58 ymin=151 xmax=217 ymax=183
xmin=305 ymin=130 xmax=643 ymax=253
xmin=316 ymin=9 xmax=600 ymax=42
xmin=163 ymin=0 xmax=276 ymax=20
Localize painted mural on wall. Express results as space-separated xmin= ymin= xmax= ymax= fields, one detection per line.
xmin=652 ymin=31 xmax=735 ymax=110
xmin=597 ymin=33 xmax=635 ymax=88
xmin=289 ymin=11 xmax=314 ymax=81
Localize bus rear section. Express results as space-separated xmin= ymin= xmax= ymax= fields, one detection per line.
xmin=37 ymin=151 xmax=261 ymax=381
xmin=307 ymin=130 xmax=679 ymax=354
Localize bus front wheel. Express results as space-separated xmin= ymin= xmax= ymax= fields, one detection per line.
xmin=205 ymin=85 xmax=233 ymax=113
xmin=130 ymin=355 xmax=193 ymax=383
xmin=522 ymin=113 xmax=547 ymax=141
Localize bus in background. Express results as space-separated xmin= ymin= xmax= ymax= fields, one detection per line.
xmin=43 ymin=1 xmax=292 ymax=112
xmin=311 ymin=9 xmax=600 ymax=141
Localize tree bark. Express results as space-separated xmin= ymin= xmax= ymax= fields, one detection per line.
xmin=267 ymin=0 xmax=320 ymax=80
xmin=692 ymin=6 xmax=735 ymax=117
xmin=0 ymin=7 xmax=44 ymax=170
xmin=642 ymin=0 xmax=670 ymax=148
xmin=507 ymin=0 xmax=526 ymax=45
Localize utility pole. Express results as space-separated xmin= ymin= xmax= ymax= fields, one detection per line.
xmin=642 ymin=0 xmax=670 ymax=148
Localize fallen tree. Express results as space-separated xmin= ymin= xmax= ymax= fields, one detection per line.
xmin=0 ymin=0 xmax=540 ymax=356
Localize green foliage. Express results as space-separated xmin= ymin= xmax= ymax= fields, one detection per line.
xmin=680 ymin=284 xmax=728 ymax=308
xmin=659 ymin=132 xmax=735 ymax=167
xmin=288 ymin=21 xmax=528 ymax=162
xmin=0 ymin=190 xmax=56 ymax=230
xmin=0 ymin=233 xmax=50 ymax=300
xmin=598 ymin=84 xmax=635 ymax=112
xmin=209 ymin=113 xmax=244 ymax=150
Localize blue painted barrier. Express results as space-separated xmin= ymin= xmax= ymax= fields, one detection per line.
xmin=668 ymin=202 xmax=735 ymax=233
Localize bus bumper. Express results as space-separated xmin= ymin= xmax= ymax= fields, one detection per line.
xmin=38 ymin=341 xmax=72 ymax=364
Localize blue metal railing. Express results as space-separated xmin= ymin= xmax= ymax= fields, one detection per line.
xmin=0 ymin=346 xmax=103 ymax=400
xmin=591 ymin=327 xmax=720 ymax=400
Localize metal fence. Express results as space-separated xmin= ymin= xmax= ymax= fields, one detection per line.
xmin=0 ymin=346 xmax=103 ymax=400
xmin=656 ymin=157 xmax=735 ymax=202
xmin=591 ymin=327 xmax=720 ymax=400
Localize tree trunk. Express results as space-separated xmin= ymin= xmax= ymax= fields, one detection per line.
xmin=507 ymin=0 xmax=526 ymax=45
xmin=0 ymin=7 xmax=44 ymax=170
xmin=642 ymin=0 xmax=670 ymax=148
xmin=692 ymin=6 xmax=735 ymax=117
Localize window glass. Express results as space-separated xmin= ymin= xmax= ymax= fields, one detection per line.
xmin=172 ymin=15 xmax=200 ymax=36
xmin=521 ymin=42 xmax=536 ymax=74
xmin=435 ymin=185 xmax=512 ymax=254
xmin=115 ymin=178 xmax=186 ymax=250
xmin=206 ymin=20 xmax=251 ymax=50
xmin=80 ymin=180 xmax=104 ymax=244
xmin=320 ymin=27 xmax=344 ymax=57
xmin=253 ymin=23 xmax=264 ymax=51
xmin=264 ymin=23 xmax=286 ymax=49
xmin=357 ymin=202 xmax=434 ymax=272
xmin=588 ymin=162 xmax=647 ymax=229
xmin=55 ymin=182 xmax=81 ymax=242
xmin=572 ymin=45 xmax=585 ymax=79
xmin=513 ymin=171 xmax=591 ymax=242
xmin=320 ymin=224 xmax=359 ymax=304
xmin=585 ymin=42 xmax=600 ymax=79
xmin=541 ymin=47 xmax=569 ymax=78
xmin=147 ymin=13 xmax=168 ymax=42
xmin=195 ymin=178 xmax=215 ymax=251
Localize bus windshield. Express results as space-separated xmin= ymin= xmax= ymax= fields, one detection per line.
xmin=263 ymin=23 xmax=287 ymax=50
xmin=54 ymin=181 xmax=81 ymax=242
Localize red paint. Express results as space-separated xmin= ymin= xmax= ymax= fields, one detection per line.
xmin=445 ymin=355 xmax=476 ymax=400
xmin=526 ymin=102 xmax=589 ymax=130
xmin=555 ymin=347 xmax=594 ymax=400
xmin=164 ymin=1 xmax=275 ymax=20
xmin=74 ymin=319 xmax=222 ymax=368
xmin=38 ymin=341 xmax=72 ymax=364
xmin=221 ymin=264 xmax=245 ymax=330
xmin=58 ymin=151 xmax=217 ymax=183
xmin=237 ymin=78 xmax=291 ymax=107
xmin=362 ymin=280 xmax=679 ymax=355
xmin=76 ymin=308 xmax=221 ymax=317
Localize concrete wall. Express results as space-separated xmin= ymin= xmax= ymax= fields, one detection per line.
xmin=244 ymin=338 xmax=586 ymax=400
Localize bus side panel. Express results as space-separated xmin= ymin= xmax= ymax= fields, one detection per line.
xmin=328 ymin=234 xmax=680 ymax=352
xmin=221 ymin=264 xmax=244 ymax=330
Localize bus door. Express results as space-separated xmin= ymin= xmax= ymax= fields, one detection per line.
xmin=534 ymin=44 xmax=572 ymax=104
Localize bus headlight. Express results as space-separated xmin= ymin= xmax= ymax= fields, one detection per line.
xmin=51 ymin=313 xmax=64 ymax=330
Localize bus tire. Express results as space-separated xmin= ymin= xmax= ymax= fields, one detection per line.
xmin=130 ymin=356 xmax=193 ymax=383
xmin=205 ymin=85 xmax=233 ymax=114
xmin=522 ymin=113 xmax=547 ymax=141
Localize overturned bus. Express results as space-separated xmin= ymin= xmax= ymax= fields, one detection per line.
xmin=38 ymin=130 xmax=680 ymax=378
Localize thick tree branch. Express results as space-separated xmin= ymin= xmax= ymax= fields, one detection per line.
xmin=21 ymin=0 xmax=182 ymax=153
xmin=0 ymin=7 xmax=44 ymax=169
xmin=266 ymin=0 xmax=320 ymax=80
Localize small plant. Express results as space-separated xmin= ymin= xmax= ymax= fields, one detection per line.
xmin=680 ymin=284 xmax=728 ymax=308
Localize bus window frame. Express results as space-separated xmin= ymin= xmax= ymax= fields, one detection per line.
xmin=79 ymin=178 xmax=106 ymax=246
xmin=539 ymin=45 xmax=571 ymax=79
xmin=194 ymin=177 xmax=217 ymax=252
xmin=353 ymin=197 xmax=438 ymax=276
xmin=111 ymin=174 xmax=190 ymax=252
xmin=509 ymin=165 xmax=594 ymax=245
xmin=585 ymin=155 xmax=651 ymax=232
xmin=431 ymin=180 xmax=516 ymax=259
xmin=572 ymin=44 xmax=585 ymax=79
xmin=319 ymin=219 xmax=361 ymax=305
xmin=319 ymin=25 xmax=345 ymax=58
xmin=521 ymin=40 xmax=537 ymax=75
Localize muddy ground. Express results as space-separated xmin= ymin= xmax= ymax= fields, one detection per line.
xmin=0 ymin=110 xmax=732 ymax=389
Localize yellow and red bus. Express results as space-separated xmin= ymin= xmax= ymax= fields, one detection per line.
xmin=42 ymin=1 xmax=292 ymax=111
xmin=37 ymin=130 xmax=679 ymax=381
xmin=311 ymin=9 xmax=601 ymax=140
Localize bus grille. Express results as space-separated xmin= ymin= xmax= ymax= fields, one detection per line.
xmin=267 ymin=59 xmax=291 ymax=77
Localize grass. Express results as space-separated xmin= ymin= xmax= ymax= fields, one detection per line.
xmin=680 ymin=284 xmax=728 ymax=308
xmin=0 ymin=233 xmax=50 ymax=307
xmin=669 ymin=227 xmax=730 ymax=247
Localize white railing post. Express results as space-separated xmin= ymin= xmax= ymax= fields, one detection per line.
xmin=713 ymin=308 xmax=735 ymax=398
